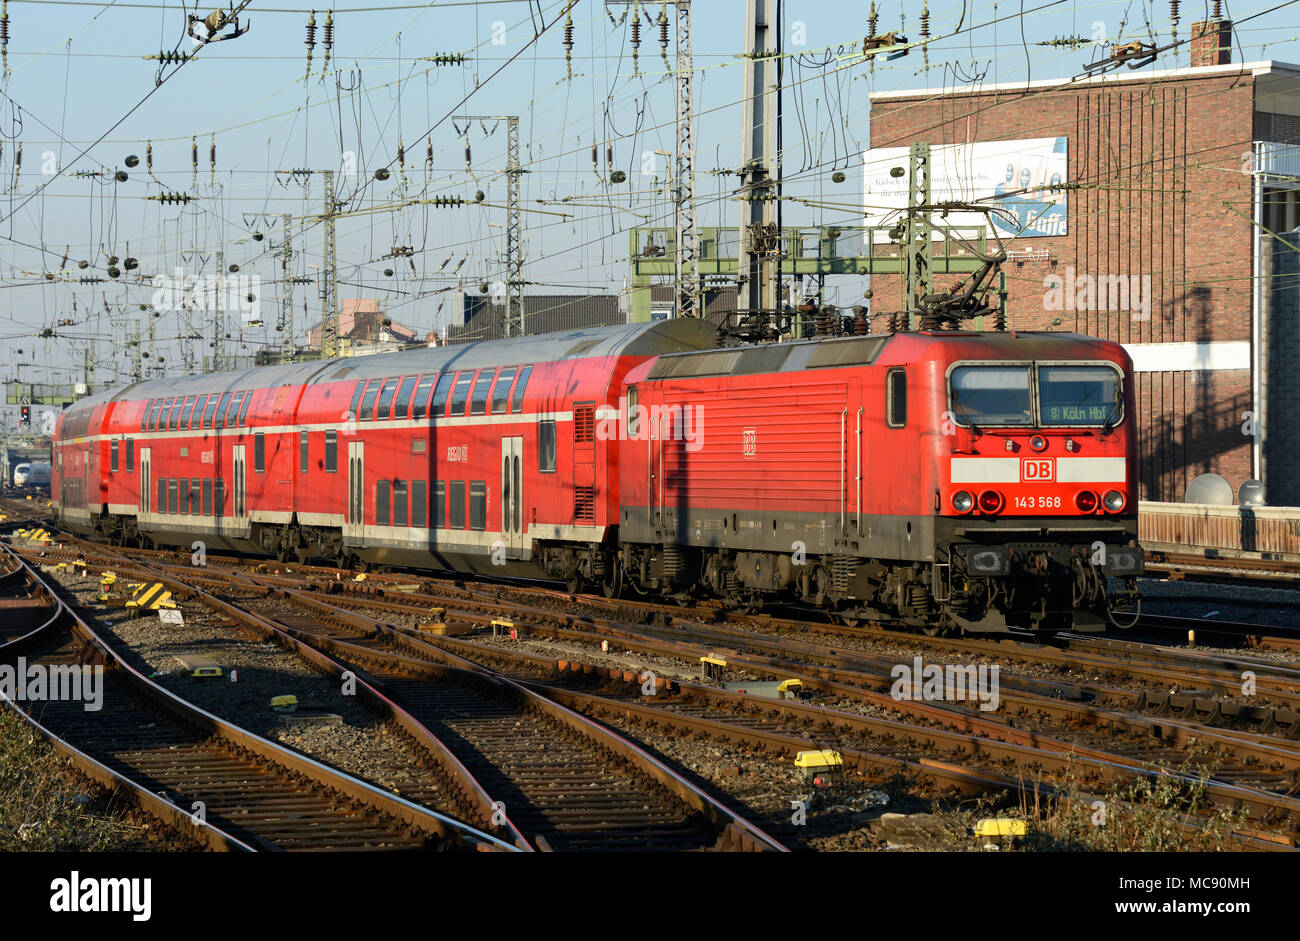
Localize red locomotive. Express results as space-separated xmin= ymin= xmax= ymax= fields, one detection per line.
xmin=50 ymin=319 xmax=1142 ymax=634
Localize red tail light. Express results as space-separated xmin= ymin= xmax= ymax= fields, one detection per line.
xmin=978 ymin=490 xmax=1004 ymax=514
xmin=1075 ymin=490 xmax=1099 ymax=512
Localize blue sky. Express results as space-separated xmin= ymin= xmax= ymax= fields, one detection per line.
xmin=2 ymin=0 xmax=1299 ymax=393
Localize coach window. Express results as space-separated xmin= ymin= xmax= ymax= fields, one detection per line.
xmin=213 ymin=392 xmax=233 ymax=429
xmin=470 ymin=482 xmax=486 ymax=531
xmin=190 ymin=395 xmax=208 ymax=429
xmin=359 ymin=381 xmax=380 ymax=421
xmin=179 ymin=478 xmax=189 ymax=514
xmin=190 ymin=479 xmax=201 ymax=515
xmin=179 ymin=395 xmax=197 ymax=428
xmin=539 ymin=420 xmax=557 ymax=472
xmin=324 ymin=430 xmax=338 ymax=472
xmin=490 ymin=366 xmax=518 ymax=414
xmin=412 ymin=480 xmax=427 ymax=528
xmin=201 ymin=395 xmax=218 ymax=429
xmin=434 ymin=481 xmax=446 ymax=528
xmin=348 ymin=381 xmax=366 ymax=423
xmin=470 ymin=370 xmax=495 ymax=416
xmin=150 ymin=399 xmax=164 ymax=431
xmin=449 ymin=481 xmax=466 ymax=529
xmin=110 ymin=440 xmax=119 ymax=472
xmin=159 ymin=398 xmax=174 ymax=431
xmin=886 ymin=368 xmax=907 ymax=429
xmin=237 ymin=392 xmax=253 ymax=426
xmin=376 ymin=480 xmax=391 ymax=526
xmin=430 ymin=374 xmax=455 ymax=417
xmin=393 ymin=376 xmax=418 ymax=420
xmin=450 ymin=372 xmax=474 ymax=416
xmin=511 ymin=365 xmax=532 ymax=413
xmin=202 ymin=479 xmax=213 ymax=516
xmin=300 ymin=431 xmax=309 ymax=474
xmin=141 ymin=400 xmax=151 ymax=432
xmin=375 ymin=379 xmax=399 ymax=420
xmin=227 ymin=392 xmax=246 ymax=428
xmin=169 ymin=398 xmax=184 ymax=431
xmin=214 ymin=479 xmax=226 ymax=516
xmin=394 ymin=480 xmax=409 ymax=527
xmin=254 ymin=433 xmax=266 ymax=472
xmin=627 ymin=386 xmax=639 ymax=437
xmin=168 ymin=478 xmax=178 ymax=515
xmin=157 ymin=479 xmax=166 ymax=513
xmin=126 ymin=439 xmax=135 ymax=472
xmin=411 ymin=375 xmax=436 ymax=420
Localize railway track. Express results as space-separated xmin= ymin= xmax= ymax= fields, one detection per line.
xmin=8 ymin=531 xmax=784 ymax=853
xmin=0 ymin=542 xmax=514 ymax=853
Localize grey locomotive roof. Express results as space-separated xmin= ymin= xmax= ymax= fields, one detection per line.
xmin=68 ymin=318 xmax=719 ymax=415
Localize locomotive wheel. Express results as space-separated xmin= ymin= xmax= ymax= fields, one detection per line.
xmin=601 ymin=565 xmax=622 ymax=599
xmin=565 ymin=575 xmax=583 ymax=594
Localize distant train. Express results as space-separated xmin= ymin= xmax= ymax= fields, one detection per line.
xmin=13 ymin=461 xmax=51 ymax=491
xmin=49 ymin=320 xmax=1144 ymax=634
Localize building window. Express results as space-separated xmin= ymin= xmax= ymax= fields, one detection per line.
xmin=126 ymin=439 xmax=135 ymax=472
xmin=539 ymin=420 xmax=557 ymax=472
xmin=886 ymin=368 xmax=907 ymax=428
xmin=470 ymin=370 xmax=495 ymax=416
xmin=393 ymin=376 xmax=418 ymax=420
xmin=202 ymin=478 xmax=213 ymax=516
xmin=300 ymin=431 xmax=309 ymax=474
xmin=511 ymin=365 xmax=532 ymax=413
xmin=110 ymin=440 xmax=119 ymax=472
xmin=254 ymin=433 xmax=266 ymax=472
xmin=490 ymin=366 xmax=518 ymax=414
xmin=394 ymin=480 xmax=408 ymax=527
xmin=376 ymin=479 xmax=390 ymax=526
xmin=449 ymin=480 xmax=465 ymax=529
xmin=470 ymin=481 xmax=486 ymax=531
xmin=434 ymin=481 xmax=446 ymax=528
xmin=324 ymin=430 xmax=337 ymax=472
xmin=450 ymin=372 xmax=474 ymax=415
xmin=412 ymin=480 xmax=427 ymax=528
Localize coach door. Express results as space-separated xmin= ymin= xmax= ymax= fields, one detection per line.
xmin=140 ymin=448 xmax=151 ymax=515
xmin=501 ymin=437 xmax=523 ymax=554
xmin=232 ymin=444 xmax=249 ymax=531
xmin=345 ymin=441 xmax=364 ymax=544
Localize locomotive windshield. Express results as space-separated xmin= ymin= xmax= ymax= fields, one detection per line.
xmin=949 ymin=365 xmax=1032 ymax=426
xmin=1037 ymin=364 xmax=1122 ymax=426
xmin=949 ymin=362 xmax=1123 ymax=427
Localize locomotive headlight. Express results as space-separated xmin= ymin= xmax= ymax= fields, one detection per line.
xmin=1103 ymin=490 xmax=1126 ymax=512
xmin=951 ymin=490 xmax=974 ymax=514
xmin=1030 ymin=435 xmax=1048 ymax=451
xmin=977 ymin=490 xmax=1004 ymax=514
xmin=1075 ymin=490 xmax=1099 ymax=512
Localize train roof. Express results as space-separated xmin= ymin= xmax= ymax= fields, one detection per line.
xmin=65 ymin=318 xmax=719 ymax=415
xmin=645 ymin=330 xmax=1128 ymax=381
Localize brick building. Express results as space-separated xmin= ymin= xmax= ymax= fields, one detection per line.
xmin=865 ymin=17 xmax=1300 ymax=504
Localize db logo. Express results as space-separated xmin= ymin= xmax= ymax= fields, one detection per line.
xmin=1021 ymin=458 xmax=1054 ymax=481
xmin=741 ymin=428 xmax=757 ymax=458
